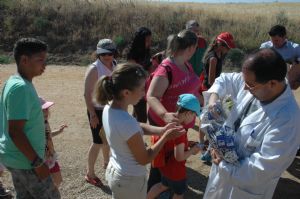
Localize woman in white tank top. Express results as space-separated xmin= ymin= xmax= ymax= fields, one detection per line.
xmin=83 ymin=39 xmax=117 ymax=187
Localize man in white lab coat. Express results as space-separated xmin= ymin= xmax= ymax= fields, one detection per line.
xmin=203 ymin=48 xmax=300 ymax=199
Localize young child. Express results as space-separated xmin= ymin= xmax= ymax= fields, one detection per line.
xmin=40 ymin=97 xmax=67 ymax=188
xmin=147 ymin=94 xmax=202 ymax=199
xmin=0 ymin=163 xmax=12 ymax=198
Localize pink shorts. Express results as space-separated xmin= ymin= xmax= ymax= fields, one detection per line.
xmin=49 ymin=162 xmax=60 ymax=173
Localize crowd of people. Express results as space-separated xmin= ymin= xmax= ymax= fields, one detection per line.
xmin=0 ymin=21 xmax=300 ymax=199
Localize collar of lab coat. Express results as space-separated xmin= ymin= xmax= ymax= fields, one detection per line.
xmin=240 ymin=84 xmax=290 ymax=127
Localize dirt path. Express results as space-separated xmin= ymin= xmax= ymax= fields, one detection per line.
xmin=0 ymin=64 xmax=299 ymax=199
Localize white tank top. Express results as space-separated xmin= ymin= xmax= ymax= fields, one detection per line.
xmin=92 ymin=59 xmax=117 ymax=109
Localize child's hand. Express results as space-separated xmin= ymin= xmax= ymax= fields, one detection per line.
xmin=58 ymin=124 xmax=68 ymax=133
xmin=190 ymin=144 xmax=202 ymax=155
xmin=162 ymin=126 xmax=186 ymax=141
xmin=188 ymin=141 xmax=198 ymax=148
xmin=161 ymin=123 xmax=182 ymax=135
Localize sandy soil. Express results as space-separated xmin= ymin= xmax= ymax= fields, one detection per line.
xmin=0 ymin=64 xmax=299 ymax=199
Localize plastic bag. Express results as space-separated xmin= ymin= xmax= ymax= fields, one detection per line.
xmin=200 ymin=95 xmax=240 ymax=165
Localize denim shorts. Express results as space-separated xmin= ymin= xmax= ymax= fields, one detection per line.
xmin=161 ymin=175 xmax=187 ymax=195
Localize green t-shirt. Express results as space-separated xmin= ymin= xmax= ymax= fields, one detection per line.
xmin=189 ymin=36 xmax=207 ymax=76
xmin=0 ymin=75 xmax=45 ymax=169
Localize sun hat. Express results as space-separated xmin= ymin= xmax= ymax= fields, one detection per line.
xmin=39 ymin=97 xmax=54 ymax=110
xmin=96 ymin=39 xmax=117 ymax=54
xmin=177 ymin=94 xmax=201 ymax=116
xmin=216 ymin=32 xmax=235 ymax=49
xmin=186 ymin=20 xmax=199 ymax=30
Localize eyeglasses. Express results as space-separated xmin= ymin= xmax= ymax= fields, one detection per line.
xmin=244 ymin=81 xmax=266 ymax=90
xmin=100 ymin=53 xmax=114 ymax=57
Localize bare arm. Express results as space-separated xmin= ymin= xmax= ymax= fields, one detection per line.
xmin=9 ymin=120 xmax=39 ymax=161
xmin=84 ymin=66 xmax=99 ymax=128
xmin=208 ymin=57 xmax=217 ymax=86
xmin=174 ymin=143 xmax=201 ymax=162
xmin=127 ymin=127 xmax=185 ymax=165
xmin=9 ymin=120 xmax=49 ymax=179
xmin=147 ymin=76 xmax=179 ymax=123
xmin=51 ymin=124 xmax=68 ymax=137
xmin=140 ymin=122 xmax=178 ymax=136
xmin=140 ymin=123 xmax=164 ymax=136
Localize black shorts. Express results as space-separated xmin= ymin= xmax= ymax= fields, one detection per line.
xmin=161 ymin=175 xmax=187 ymax=195
xmin=87 ymin=109 xmax=103 ymax=144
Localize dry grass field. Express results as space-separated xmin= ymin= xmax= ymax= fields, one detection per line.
xmin=1 ymin=0 xmax=300 ymax=58
xmin=0 ymin=64 xmax=300 ymax=199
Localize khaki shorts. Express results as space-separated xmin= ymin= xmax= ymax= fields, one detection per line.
xmin=105 ymin=164 xmax=147 ymax=199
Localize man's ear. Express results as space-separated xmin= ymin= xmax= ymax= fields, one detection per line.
xmin=269 ymin=80 xmax=279 ymax=88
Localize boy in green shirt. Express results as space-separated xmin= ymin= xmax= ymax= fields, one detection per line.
xmin=0 ymin=38 xmax=60 ymax=198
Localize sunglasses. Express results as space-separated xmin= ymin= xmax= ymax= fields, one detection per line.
xmin=100 ymin=53 xmax=114 ymax=56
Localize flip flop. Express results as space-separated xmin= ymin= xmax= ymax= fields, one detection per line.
xmin=85 ymin=175 xmax=103 ymax=187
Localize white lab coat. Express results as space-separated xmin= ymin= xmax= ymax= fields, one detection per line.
xmin=203 ymin=73 xmax=300 ymax=199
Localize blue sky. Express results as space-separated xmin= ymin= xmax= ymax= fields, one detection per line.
xmin=159 ymin=0 xmax=300 ymax=3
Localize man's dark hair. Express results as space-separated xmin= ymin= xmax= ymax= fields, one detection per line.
xmin=13 ymin=38 xmax=47 ymax=66
xmin=242 ymin=48 xmax=287 ymax=83
xmin=268 ymin=25 xmax=286 ymax=37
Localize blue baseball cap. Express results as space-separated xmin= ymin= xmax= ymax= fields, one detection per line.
xmin=177 ymin=94 xmax=201 ymax=116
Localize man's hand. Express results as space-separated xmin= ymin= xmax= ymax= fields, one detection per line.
xmin=211 ymin=148 xmax=222 ymax=165
xmin=34 ymin=163 xmax=50 ymax=180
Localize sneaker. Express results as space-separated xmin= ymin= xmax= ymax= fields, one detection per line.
xmin=200 ymin=151 xmax=212 ymax=162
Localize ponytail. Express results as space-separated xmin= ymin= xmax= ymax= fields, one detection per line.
xmin=94 ymin=76 xmax=114 ymax=105
xmin=93 ymin=63 xmax=147 ymax=105
xmin=166 ymin=30 xmax=197 ymax=57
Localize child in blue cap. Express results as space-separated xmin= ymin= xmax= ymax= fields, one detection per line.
xmin=148 ymin=93 xmax=202 ymax=199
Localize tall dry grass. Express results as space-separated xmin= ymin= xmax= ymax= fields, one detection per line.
xmin=0 ymin=0 xmax=300 ymax=63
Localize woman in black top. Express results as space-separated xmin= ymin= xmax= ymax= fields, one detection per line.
xmin=202 ymin=32 xmax=235 ymax=89
xmin=127 ymin=27 xmax=152 ymax=122
xmin=200 ymin=32 xmax=235 ymax=162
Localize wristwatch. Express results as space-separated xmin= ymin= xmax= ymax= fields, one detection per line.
xmin=31 ymin=156 xmax=44 ymax=168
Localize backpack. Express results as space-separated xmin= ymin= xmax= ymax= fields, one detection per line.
xmin=145 ymin=64 xmax=172 ymax=98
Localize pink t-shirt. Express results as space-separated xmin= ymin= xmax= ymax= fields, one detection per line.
xmin=147 ymin=58 xmax=200 ymax=127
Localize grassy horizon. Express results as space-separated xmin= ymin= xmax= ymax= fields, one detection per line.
xmin=0 ymin=0 xmax=300 ymax=65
